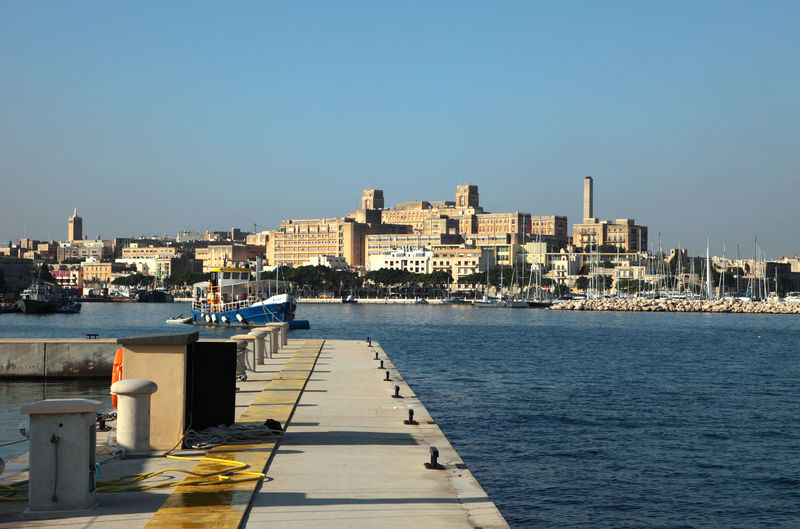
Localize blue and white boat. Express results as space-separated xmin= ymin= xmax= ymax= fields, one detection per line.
xmin=191 ymin=267 xmax=304 ymax=327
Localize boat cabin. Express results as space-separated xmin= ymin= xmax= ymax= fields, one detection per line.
xmin=193 ymin=267 xmax=253 ymax=310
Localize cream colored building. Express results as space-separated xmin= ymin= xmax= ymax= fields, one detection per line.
xmin=196 ymin=244 xmax=256 ymax=272
xmin=572 ymin=177 xmax=648 ymax=252
xmin=572 ymin=218 xmax=648 ymax=252
xmin=303 ymin=255 xmax=349 ymax=269
xmin=365 ymin=233 xmax=461 ymax=263
xmin=121 ymin=246 xmax=180 ymax=260
xmin=430 ymin=246 xmax=490 ymax=282
xmin=57 ymin=240 xmax=113 ymax=262
xmin=267 ymin=218 xmax=406 ymax=268
xmin=368 ymin=250 xmax=434 ymax=274
xmin=81 ymin=261 xmax=132 ymax=284
xmin=530 ymin=215 xmax=569 ymax=247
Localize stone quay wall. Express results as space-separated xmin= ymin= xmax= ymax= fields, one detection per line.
xmin=0 ymin=339 xmax=118 ymax=378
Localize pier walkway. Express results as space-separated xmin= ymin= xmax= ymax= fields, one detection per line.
xmin=0 ymin=339 xmax=508 ymax=528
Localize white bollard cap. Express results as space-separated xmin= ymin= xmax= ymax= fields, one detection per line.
xmin=110 ymin=379 xmax=158 ymax=396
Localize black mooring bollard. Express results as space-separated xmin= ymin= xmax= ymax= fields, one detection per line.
xmin=367 ymin=337 xmax=372 ymax=347
xmin=374 ymin=351 xmax=379 ymax=360
xmin=425 ymin=446 xmax=444 ymax=469
xmin=378 ymin=359 xmax=384 ymax=369
xmin=404 ymin=408 xmax=418 ymax=425
xmin=384 ymin=370 xmax=391 ymax=381
xmin=392 ymin=384 xmax=401 ymax=398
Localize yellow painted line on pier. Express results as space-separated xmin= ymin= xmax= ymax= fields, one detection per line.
xmin=144 ymin=339 xmax=324 ymax=529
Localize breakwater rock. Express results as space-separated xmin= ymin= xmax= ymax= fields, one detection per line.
xmin=549 ymin=298 xmax=800 ymax=315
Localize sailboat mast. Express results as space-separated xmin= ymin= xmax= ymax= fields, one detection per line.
xmin=705 ymin=235 xmax=714 ymax=300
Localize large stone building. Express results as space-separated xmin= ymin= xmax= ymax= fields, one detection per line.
xmin=267 ymin=217 xmax=408 ymax=268
xmin=57 ymin=240 xmax=113 ymax=262
xmin=430 ymin=245 xmax=492 ymax=283
xmin=196 ymin=244 xmax=262 ymax=273
xmin=268 ymin=184 xmax=570 ymax=269
xmin=357 ymin=185 xmax=555 ymax=246
xmin=571 ymin=177 xmax=648 ymax=252
xmin=368 ymin=249 xmax=434 ymax=274
xmin=121 ymin=245 xmax=181 ymax=260
xmin=365 ymin=233 xmax=461 ymax=264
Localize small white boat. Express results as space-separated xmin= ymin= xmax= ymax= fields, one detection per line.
xmin=784 ymin=292 xmax=800 ymax=303
xmin=166 ymin=314 xmax=192 ymax=324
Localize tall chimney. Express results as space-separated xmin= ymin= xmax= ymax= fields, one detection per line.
xmin=583 ymin=176 xmax=593 ymax=222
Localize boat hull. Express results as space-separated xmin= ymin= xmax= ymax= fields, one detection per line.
xmin=192 ymin=298 xmax=296 ymax=326
xmin=137 ymin=290 xmax=174 ymax=302
xmin=17 ymin=299 xmax=58 ymax=314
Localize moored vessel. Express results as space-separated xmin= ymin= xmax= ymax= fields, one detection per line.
xmin=16 ymin=267 xmax=63 ymax=314
xmin=191 ymin=267 xmax=299 ymax=326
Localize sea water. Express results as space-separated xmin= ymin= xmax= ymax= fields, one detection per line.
xmin=1 ymin=302 xmax=799 ymax=528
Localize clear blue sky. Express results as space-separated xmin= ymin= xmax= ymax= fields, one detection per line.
xmin=2 ymin=1 xmax=798 ymax=257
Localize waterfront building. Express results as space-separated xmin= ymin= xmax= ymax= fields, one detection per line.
xmin=51 ymin=268 xmax=83 ymax=291
xmin=302 ymin=255 xmax=349 ymax=270
xmin=121 ymin=245 xmax=181 ymax=260
xmin=81 ymin=261 xmax=135 ymax=285
xmin=572 ymin=218 xmax=648 ymax=253
xmin=530 ymin=215 xmax=569 ymax=247
xmin=549 ymin=251 xmax=582 ymax=286
xmin=0 ymin=239 xmax=58 ymax=261
xmin=267 ymin=217 xmax=408 ymax=268
xmin=521 ymin=240 xmax=561 ymax=265
xmin=368 ymin=249 xmax=434 ymax=274
xmin=57 ymin=239 xmax=113 ymax=262
xmin=357 ymin=186 xmax=566 ymax=253
xmin=245 ymin=231 xmax=269 ymax=246
xmin=475 ymin=212 xmax=531 ymax=243
xmin=68 ymin=208 xmax=83 ymax=242
xmin=571 ymin=177 xmax=648 ymax=252
xmin=430 ymin=245 xmax=492 ymax=282
xmin=196 ymin=244 xmax=261 ymax=273
xmin=365 ymin=233 xmax=461 ymax=263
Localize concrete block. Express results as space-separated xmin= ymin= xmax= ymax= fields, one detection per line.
xmin=0 ymin=341 xmax=45 ymax=377
xmin=22 ymin=398 xmax=102 ymax=511
xmin=44 ymin=341 xmax=116 ymax=378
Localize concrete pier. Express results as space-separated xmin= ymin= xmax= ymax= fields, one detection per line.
xmin=0 ymin=339 xmax=508 ymax=528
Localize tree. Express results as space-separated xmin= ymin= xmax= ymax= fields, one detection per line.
xmin=598 ymin=244 xmax=619 ymax=253
xmin=575 ymin=276 xmax=589 ymax=291
xmin=551 ymin=283 xmax=570 ymax=297
xmin=112 ymin=273 xmax=155 ymax=287
xmin=166 ymin=272 xmax=209 ymax=288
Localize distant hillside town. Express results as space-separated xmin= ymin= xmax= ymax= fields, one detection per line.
xmin=1 ymin=179 xmax=799 ymax=299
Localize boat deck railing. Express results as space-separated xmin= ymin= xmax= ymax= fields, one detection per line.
xmin=192 ymin=299 xmax=253 ymax=313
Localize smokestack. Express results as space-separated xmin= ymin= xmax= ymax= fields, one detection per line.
xmin=583 ymin=176 xmax=593 ymax=222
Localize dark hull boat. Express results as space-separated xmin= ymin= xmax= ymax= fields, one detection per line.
xmin=137 ymin=290 xmax=174 ymax=302
xmin=17 ymin=298 xmax=58 ymax=314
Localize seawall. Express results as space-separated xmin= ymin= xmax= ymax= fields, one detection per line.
xmin=0 ymin=339 xmax=118 ymax=378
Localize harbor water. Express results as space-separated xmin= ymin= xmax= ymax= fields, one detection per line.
xmin=1 ymin=302 xmax=799 ymax=528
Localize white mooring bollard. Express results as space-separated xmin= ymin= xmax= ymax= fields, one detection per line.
xmin=110 ymin=379 xmax=158 ymax=454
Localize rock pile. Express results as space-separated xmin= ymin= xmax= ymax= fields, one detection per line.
xmin=549 ymin=298 xmax=800 ymax=315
